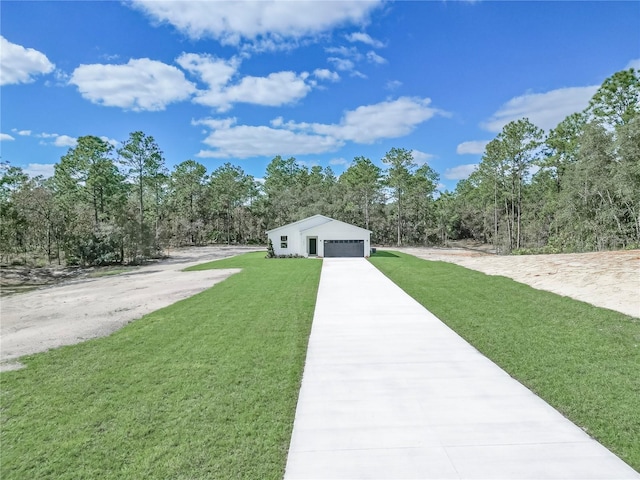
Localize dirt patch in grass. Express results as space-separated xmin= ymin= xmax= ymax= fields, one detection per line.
xmin=392 ymin=247 xmax=640 ymax=318
xmin=0 ymin=246 xmax=263 ymax=371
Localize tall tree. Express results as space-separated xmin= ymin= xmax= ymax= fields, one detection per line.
xmin=169 ymin=160 xmax=208 ymax=245
xmin=405 ymin=163 xmax=439 ymax=244
xmin=558 ymin=122 xmax=620 ymax=250
xmin=52 ymin=136 xmax=127 ymax=264
xmin=544 ymin=112 xmax=586 ymax=192
xmin=496 ymin=119 xmax=544 ymax=250
xmin=477 ymin=138 xmax=507 ymax=248
xmin=209 ymin=163 xmax=256 ymax=244
xmin=0 ymin=163 xmax=29 ymax=262
xmin=382 ymin=147 xmax=416 ymax=246
xmin=587 ymin=68 xmax=640 ymax=127
xmin=614 ymin=116 xmax=640 ymax=243
xmin=54 ymin=136 xmax=123 ymax=230
xmin=118 ymin=131 xmax=165 ymax=258
xmin=340 ymin=156 xmax=382 ymax=230
xmin=12 ymin=177 xmax=66 ymax=264
xmin=262 ymin=156 xmax=307 ymax=228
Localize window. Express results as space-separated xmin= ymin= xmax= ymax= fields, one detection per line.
xmin=280 ymin=235 xmax=288 ymax=249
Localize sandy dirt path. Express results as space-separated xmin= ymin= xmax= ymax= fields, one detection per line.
xmin=395 ymin=247 xmax=640 ymax=319
xmin=0 ymin=246 xmax=260 ymax=371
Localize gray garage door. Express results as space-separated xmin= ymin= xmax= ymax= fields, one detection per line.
xmin=324 ymin=240 xmax=364 ymax=257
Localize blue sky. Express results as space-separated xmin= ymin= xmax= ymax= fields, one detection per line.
xmin=1 ymin=1 xmax=639 ymax=192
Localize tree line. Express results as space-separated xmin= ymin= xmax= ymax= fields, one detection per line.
xmin=1 ymin=68 xmax=637 ymax=266
xmin=450 ymin=68 xmax=639 ymax=253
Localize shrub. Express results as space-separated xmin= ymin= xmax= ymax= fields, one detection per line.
xmin=265 ymin=239 xmax=276 ymax=258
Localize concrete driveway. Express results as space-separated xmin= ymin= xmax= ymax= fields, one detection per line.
xmin=284 ymin=258 xmax=639 ymax=479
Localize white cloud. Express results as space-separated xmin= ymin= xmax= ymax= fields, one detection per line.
xmin=0 ymin=36 xmax=55 ymax=86
xmin=345 ymin=32 xmax=384 ymax=48
xmin=482 ymin=85 xmax=598 ymax=132
xmin=626 ymin=58 xmax=640 ymax=70
xmin=325 ymin=45 xmax=374 ymax=77
xmin=386 ymin=80 xmax=402 ymax=91
xmin=24 ymin=163 xmax=55 ymax=179
xmin=194 ymin=96 xmax=447 ymax=159
xmin=193 ymin=117 xmax=238 ymax=130
xmin=444 ymin=164 xmax=478 ymax=180
xmin=30 ymin=132 xmax=81 ymax=148
xmin=313 ymin=68 xmax=340 ymax=82
xmin=16 ymin=130 xmax=32 ymax=136
xmin=326 ymin=45 xmax=363 ymax=59
xmin=456 ymin=140 xmax=490 ymax=155
xmin=69 ymin=58 xmax=197 ymax=111
xmin=286 ymin=96 xmax=446 ymax=144
xmin=177 ymin=53 xmax=239 ymax=90
xmin=269 ymin=117 xmax=284 ymax=128
xmin=0 ymin=133 xmax=15 ymax=141
xmin=366 ymin=50 xmax=386 ymax=65
xmin=179 ymin=53 xmax=313 ymax=111
xmin=411 ymin=150 xmax=435 ymax=165
xmin=130 ymin=0 xmax=381 ymax=49
xmin=100 ymin=136 xmax=119 ymax=147
xmin=54 ymin=135 xmax=78 ymax=148
xmin=196 ymin=122 xmax=343 ymax=159
xmin=225 ymin=71 xmax=311 ymax=107
xmin=330 ymin=157 xmax=348 ymax=166
xmin=328 ymin=57 xmax=356 ymax=72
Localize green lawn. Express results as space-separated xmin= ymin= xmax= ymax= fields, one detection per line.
xmin=3 ymin=249 xmax=638 ymax=476
xmin=370 ymin=251 xmax=640 ymax=472
xmin=0 ymin=252 xmax=321 ymax=479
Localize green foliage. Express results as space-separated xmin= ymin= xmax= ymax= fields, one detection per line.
xmin=3 ymin=68 xmax=639 ymax=265
xmin=1 ymin=252 xmax=322 ymax=479
xmin=340 ymin=156 xmax=383 ymax=231
xmin=0 ymin=163 xmax=31 ymax=262
xmin=381 ymin=147 xmax=439 ymax=246
xmin=52 ymin=136 xmax=128 ymax=265
xmin=587 ymin=68 xmax=640 ymax=127
xmin=208 ymin=163 xmax=257 ymax=245
xmin=451 ymin=68 xmax=640 ymax=252
xmin=266 ymin=238 xmax=276 ymax=258
xmin=168 ymin=160 xmax=208 ymax=245
xmin=370 ymin=252 xmax=640 ymax=471
xmin=118 ymin=131 xmax=167 ymax=258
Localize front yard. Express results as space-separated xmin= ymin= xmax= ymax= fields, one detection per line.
xmin=1 ymin=252 xmax=320 ymax=479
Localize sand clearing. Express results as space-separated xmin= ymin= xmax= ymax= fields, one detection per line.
xmin=395 ymin=247 xmax=640 ymax=318
xmin=0 ymin=246 xmax=260 ymax=371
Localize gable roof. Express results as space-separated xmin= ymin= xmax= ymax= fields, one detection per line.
xmin=266 ymin=214 xmax=371 ymax=234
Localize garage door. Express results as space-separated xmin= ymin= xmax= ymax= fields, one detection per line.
xmin=324 ymin=240 xmax=364 ymax=257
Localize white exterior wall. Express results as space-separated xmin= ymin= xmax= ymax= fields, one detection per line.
xmin=268 ymin=225 xmax=302 ymax=256
xmin=303 ymin=221 xmax=371 ymax=257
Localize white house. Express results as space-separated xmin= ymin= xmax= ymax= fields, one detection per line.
xmin=266 ymin=215 xmax=372 ymax=257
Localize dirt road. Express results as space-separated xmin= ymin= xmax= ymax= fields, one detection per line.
xmin=396 ymin=247 xmax=640 ymax=319
xmin=0 ymin=246 xmax=260 ymax=371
